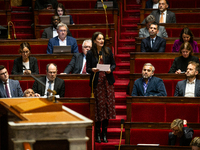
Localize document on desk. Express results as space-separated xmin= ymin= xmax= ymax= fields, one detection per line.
xmin=97 ymin=64 xmax=110 ymax=71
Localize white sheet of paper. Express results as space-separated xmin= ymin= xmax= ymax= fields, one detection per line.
xmin=97 ymin=64 xmax=110 ymax=71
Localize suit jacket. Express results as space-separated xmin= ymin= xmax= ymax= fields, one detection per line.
xmin=86 ymin=48 xmax=116 ymax=88
xmin=168 ymin=127 xmax=193 ymax=146
xmin=139 ymin=26 xmax=168 ymax=38
xmin=131 ymin=76 xmax=167 ymax=96
xmin=141 ymin=36 xmax=166 ymax=52
xmin=32 ymin=77 xmax=65 ymax=97
xmin=142 ymin=10 xmax=176 ymax=24
xmin=64 ymin=53 xmax=85 ymax=74
xmin=174 ymin=79 xmax=200 ymax=97
xmin=145 ymin=0 xmax=154 ymax=8
xmin=11 ymin=56 xmax=39 ymax=75
xmin=0 ymin=79 xmax=23 ymax=98
xmin=46 ymin=36 xmax=79 ymax=54
xmin=41 ymin=26 xmax=72 ymax=39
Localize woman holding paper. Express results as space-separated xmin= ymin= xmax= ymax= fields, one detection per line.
xmin=86 ymin=32 xmax=116 ymax=143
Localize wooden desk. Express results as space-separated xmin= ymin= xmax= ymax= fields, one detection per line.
xmin=0 ymin=97 xmax=92 ymax=150
xmin=115 ymin=145 xmax=191 ymax=150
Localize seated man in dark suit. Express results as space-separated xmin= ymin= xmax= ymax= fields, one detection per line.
xmin=142 ymin=0 xmax=176 ymax=24
xmin=146 ymin=0 xmax=159 ymax=9
xmin=0 ymin=65 xmax=23 ymax=98
xmin=32 ymin=63 xmax=65 ymax=97
xmin=131 ymin=63 xmax=167 ymax=96
xmin=174 ymin=61 xmax=200 ymax=97
xmin=47 ymin=22 xmax=79 ymax=54
xmin=141 ymin=22 xmax=166 ymax=52
xmin=139 ymin=15 xmax=168 ymax=38
xmin=42 ymin=15 xmax=72 ymax=39
xmin=61 ymin=39 xmax=92 ymax=74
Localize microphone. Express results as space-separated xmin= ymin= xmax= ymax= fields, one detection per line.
xmin=22 ymin=65 xmax=57 ymax=102
xmin=118 ymin=119 xmax=124 ymax=150
xmin=91 ymin=51 xmax=102 ymax=98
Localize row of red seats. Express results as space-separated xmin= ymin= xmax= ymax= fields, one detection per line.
xmin=19 ymin=79 xmax=90 ymax=97
xmin=131 ymin=103 xmax=200 ymax=123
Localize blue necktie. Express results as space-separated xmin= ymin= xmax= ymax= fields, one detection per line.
xmin=47 ymin=81 xmax=52 ymax=96
xmin=152 ymin=39 xmax=155 ymax=48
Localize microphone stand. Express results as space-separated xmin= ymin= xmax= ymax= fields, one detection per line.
xmin=23 ymin=66 xmax=57 ymax=103
xmin=118 ymin=119 xmax=124 ymax=150
xmin=101 ymin=0 xmax=109 ymax=40
xmin=91 ymin=51 xmax=102 ymax=98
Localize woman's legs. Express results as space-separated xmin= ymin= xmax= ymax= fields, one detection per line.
xmin=95 ymin=121 xmax=101 ymax=143
xmin=102 ymin=119 xmax=108 ymax=143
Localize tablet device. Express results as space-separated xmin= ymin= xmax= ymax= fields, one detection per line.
xmin=53 ymin=46 xmax=71 ymax=54
xmin=97 ymin=1 xmax=113 ymax=8
xmin=60 ymin=15 xmax=70 ymax=25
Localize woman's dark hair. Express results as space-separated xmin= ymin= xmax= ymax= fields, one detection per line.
xmin=179 ymin=42 xmax=193 ymax=56
xmin=179 ymin=27 xmax=194 ymax=43
xmin=55 ymin=3 xmax=67 ymax=16
xmin=91 ymin=32 xmax=109 ymax=58
xmin=19 ymin=42 xmax=31 ymax=53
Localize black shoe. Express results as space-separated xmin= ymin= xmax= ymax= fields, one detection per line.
xmin=95 ymin=121 xmax=101 ymax=143
xmin=102 ymin=119 xmax=108 ymax=143
xmin=102 ymin=133 xmax=108 ymax=143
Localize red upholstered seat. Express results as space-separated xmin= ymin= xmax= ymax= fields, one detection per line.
xmin=130 ymin=129 xmax=171 ymax=145
xmin=168 ymin=0 xmax=196 ymax=8
xmin=64 ymin=80 xmax=90 ymax=97
xmin=0 ymin=15 xmax=7 ymax=25
xmin=166 ymin=29 xmax=200 ymax=38
xmin=134 ymin=59 xmax=173 ymax=73
xmin=38 ymin=59 xmax=71 ymax=74
xmin=163 ymin=80 xmax=173 ymax=96
xmin=166 ymin=104 xmax=199 ymax=123
xmin=19 ymin=80 xmax=28 ymax=92
xmin=193 ymin=130 xmax=200 ymax=137
xmin=63 ymin=103 xmax=90 ymax=118
xmin=131 ymin=103 xmax=165 ymax=122
xmin=176 ymin=14 xmax=200 ymax=23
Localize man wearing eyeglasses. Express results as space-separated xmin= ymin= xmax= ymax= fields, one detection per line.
xmin=0 ymin=65 xmax=23 ymax=98
xmin=46 ymin=22 xmax=79 ymax=54
xmin=61 ymin=39 xmax=92 ymax=74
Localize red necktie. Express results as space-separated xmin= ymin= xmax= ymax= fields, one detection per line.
xmin=82 ymin=62 xmax=87 ymax=74
xmin=4 ymin=82 xmax=10 ymax=98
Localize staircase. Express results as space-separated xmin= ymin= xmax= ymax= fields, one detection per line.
xmin=11 ymin=6 xmax=34 ymax=39
xmin=95 ymin=0 xmax=141 ymax=149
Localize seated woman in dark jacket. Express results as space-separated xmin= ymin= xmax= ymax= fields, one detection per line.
xmin=168 ymin=42 xmax=199 ymax=74
xmin=169 ymin=119 xmax=193 ymax=146
xmin=11 ymin=42 xmax=39 ymax=75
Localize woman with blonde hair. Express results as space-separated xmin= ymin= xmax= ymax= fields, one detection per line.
xmin=168 ymin=119 xmax=193 ymax=146
xmin=190 ymin=137 xmax=200 ymax=150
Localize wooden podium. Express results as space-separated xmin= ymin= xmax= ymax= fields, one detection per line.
xmin=0 ymin=97 xmax=92 ymax=150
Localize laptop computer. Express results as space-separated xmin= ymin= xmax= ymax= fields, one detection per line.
xmin=97 ymin=1 xmax=113 ymax=9
xmin=53 ymin=46 xmax=71 ymax=54
xmin=60 ymin=15 xmax=70 ymax=25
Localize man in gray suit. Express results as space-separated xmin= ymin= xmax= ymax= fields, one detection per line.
xmin=174 ymin=61 xmax=200 ymax=97
xmin=139 ymin=15 xmax=168 ymax=38
xmin=142 ymin=0 xmax=176 ymax=24
xmin=41 ymin=15 xmax=72 ymax=38
xmin=61 ymin=39 xmax=92 ymax=74
xmin=0 ymin=65 xmax=23 ymax=98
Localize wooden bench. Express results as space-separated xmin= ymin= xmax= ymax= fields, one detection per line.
xmin=9 ymin=74 xmax=91 ymax=97
xmin=141 ymin=0 xmax=200 ymax=8
xmin=140 ymin=8 xmax=200 ymax=23
xmin=135 ymin=37 xmax=200 ymax=52
xmin=137 ymin=23 xmax=200 ymax=37
xmin=128 ymin=73 xmax=200 ymax=96
xmin=0 ymin=38 xmax=112 ymax=54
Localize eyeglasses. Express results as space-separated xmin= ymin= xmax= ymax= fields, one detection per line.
xmin=0 ymin=71 xmax=7 ymax=76
xmin=83 ymin=46 xmax=91 ymax=49
xmin=21 ymin=51 xmax=30 ymax=54
xmin=59 ymin=30 xmax=67 ymax=33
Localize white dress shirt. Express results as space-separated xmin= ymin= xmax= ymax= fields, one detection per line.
xmin=185 ymin=79 xmax=196 ymax=97
xmin=80 ymin=55 xmax=86 ymax=74
xmin=22 ymin=61 xmax=30 ymax=73
xmin=58 ymin=37 xmax=67 ymax=46
xmin=153 ymin=3 xmax=159 ymax=9
xmin=44 ymin=78 xmax=55 ymax=96
xmin=53 ymin=27 xmax=58 ymax=38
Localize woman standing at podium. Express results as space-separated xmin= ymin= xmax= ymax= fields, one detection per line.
xmin=86 ymin=32 xmax=116 ymax=143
